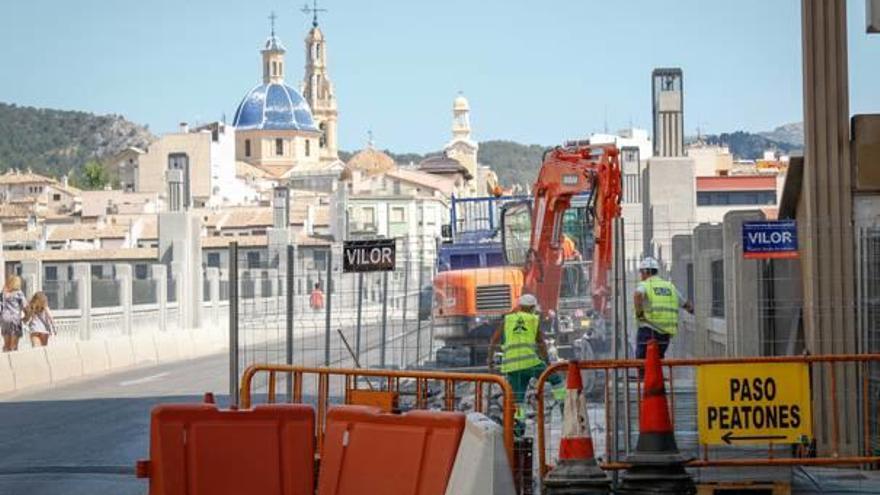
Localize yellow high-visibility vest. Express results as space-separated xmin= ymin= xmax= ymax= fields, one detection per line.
xmin=640 ymin=276 xmax=680 ymax=336
xmin=501 ymin=311 xmax=542 ymax=373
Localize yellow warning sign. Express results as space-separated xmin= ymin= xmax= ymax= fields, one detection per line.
xmin=697 ymin=362 xmax=812 ymax=445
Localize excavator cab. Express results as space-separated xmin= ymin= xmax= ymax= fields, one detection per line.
xmin=500 ymin=199 xmax=532 ymax=267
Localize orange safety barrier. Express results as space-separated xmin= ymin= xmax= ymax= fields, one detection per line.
xmin=317 ymin=405 xmax=465 ymax=495
xmin=239 ymin=364 xmax=516 ymax=464
xmin=136 ymin=402 xmax=315 ymax=495
xmin=534 ymin=353 xmax=880 ymax=478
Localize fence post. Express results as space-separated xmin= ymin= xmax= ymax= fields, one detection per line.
xmin=355 ymin=272 xmax=364 ymax=361
xmin=152 ymin=264 xmax=167 ymax=333
xmin=286 ymin=245 xmax=294 ymax=400
xmin=73 ymin=263 xmax=92 ymax=341
xmin=400 ymin=239 xmax=410 ymax=368
xmin=324 ymin=249 xmax=333 ymax=367
xmin=207 ymin=267 xmax=220 ymax=328
xmin=115 ymin=264 xmax=133 ymax=336
xmin=380 ymin=271 xmax=389 ymax=368
xmin=229 ymin=242 xmax=239 ymax=407
xmin=415 ymin=260 xmax=424 ymax=365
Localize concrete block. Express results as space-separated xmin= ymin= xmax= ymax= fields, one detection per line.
xmin=105 ymin=337 xmax=135 ymax=369
xmin=8 ymin=348 xmax=51 ymax=390
xmin=191 ymin=331 xmax=224 ymax=356
xmin=154 ymin=334 xmax=181 ymax=362
xmin=77 ymin=340 xmax=110 ymax=375
xmin=0 ymin=353 xmax=15 ymax=393
xmin=44 ymin=342 xmax=83 ymax=383
xmin=445 ymin=413 xmax=515 ymax=495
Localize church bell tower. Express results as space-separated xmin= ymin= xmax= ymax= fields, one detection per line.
xmin=302 ymin=3 xmax=339 ymax=163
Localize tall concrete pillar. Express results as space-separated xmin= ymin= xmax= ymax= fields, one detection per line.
xmin=115 ymin=264 xmax=133 ymax=335
xmin=20 ymin=259 xmax=42 ymax=297
xmin=207 ymin=267 xmax=220 ymax=328
xmin=152 ymin=264 xmax=168 ymax=333
xmin=800 ymin=0 xmax=857 ymax=454
xmin=722 ymin=211 xmax=764 ymax=358
xmin=73 ymin=263 xmax=92 ymax=340
xmin=158 ymin=211 xmax=203 ymax=331
xmin=170 ymin=260 xmax=185 ymax=330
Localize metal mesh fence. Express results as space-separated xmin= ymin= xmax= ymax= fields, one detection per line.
xmin=229 ymin=237 xmax=436 ymax=400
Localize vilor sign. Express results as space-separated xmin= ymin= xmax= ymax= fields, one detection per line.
xmin=343 ymin=239 xmax=396 ymax=273
xmin=697 ymin=362 xmax=811 ymax=445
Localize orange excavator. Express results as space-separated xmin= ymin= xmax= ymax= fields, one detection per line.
xmin=432 ymin=144 xmax=621 ymax=367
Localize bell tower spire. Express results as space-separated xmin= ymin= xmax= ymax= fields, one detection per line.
xmin=302 ymin=4 xmax=338 ymax=162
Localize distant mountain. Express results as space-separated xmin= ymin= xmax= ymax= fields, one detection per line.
xmin=759 ymin=122 xmax=804 ymax=148
xmin=0 ymin=103 xmax=155 ymax=180
xmin=697 ymin=123 xmax=803 ymax=160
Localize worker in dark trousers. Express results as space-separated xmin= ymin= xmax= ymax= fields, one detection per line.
xmin=488 ymin=294 xmax=565 ymax=428
xmin=633 ymin=257 xmax=693 ymax=360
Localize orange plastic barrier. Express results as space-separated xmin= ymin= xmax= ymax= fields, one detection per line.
xmin=137 ymin=403 xmax=315 ymax=495
xmin=317 ymin=405 xmax=466 ymax=495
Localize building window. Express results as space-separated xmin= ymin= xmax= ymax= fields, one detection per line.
xmin=44 ymin=266 xmax=58 ymax=281
xmin=686 ymin=263 xmax=694 ymax=303
xmin=207 ymin=253 xmax=221 ymax=268
xmin=91 ymin=265 xmax=105 ymax=280
xmin=272 ymin=61 xmax=277 ymax=76
xmin=246 ymin=251 xmax=261 ymax=269
xmin=135 ymin=264 xmax=149 ymax=280
xmin=710 ymin=259 xmax=725 ymax=318
xmin=52 ymin=193 xmax=61 ymax=201
xmin=393 ymin=180 xmax=401 ymax=195
xmin=305 ymin=139 xmax=311 ymax=157
xmin=319 ymin=122 xmax=326 ymax=148
xmin=279 ymin=62 xmax=282 ymax=75
xmin=696 ymin=190 xmax=777 ymax=206
xmin=275 ymin=138 xmax=283 ymax=156
xmin=316 ymin=42 xmax=321 ymax=60
xmin=391 ymin=207 xmax=406 ymax=223
xmin=245 ymin=139 xmax=251 ymax=157
xmin=362 ymin=207 xmax=376 ymax=229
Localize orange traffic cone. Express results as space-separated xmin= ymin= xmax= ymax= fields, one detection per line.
xmin=542 ymin=360 xmax=610 ymax=495
xmin=617 ymin=339 xmax=695 ymax=494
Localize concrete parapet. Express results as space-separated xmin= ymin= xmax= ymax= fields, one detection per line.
xmin=154 ymin=334 xmax=181 ymax=362
xmin=77 ymin=340 xmax=110 ymax=375
xmin=106 ymin=337 xmax=135 ymax=369
xmin=0 ymin=353 xmax=15 ymax=393
xmin=8 ymin=347 xmax=51 ymax=389
xmin=45 ymin=342 xmax=83 ymax=382
xmin=131 ymin=333 xmax=158 ymax=364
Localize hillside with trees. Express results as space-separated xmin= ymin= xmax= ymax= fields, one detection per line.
xmin=0 ymin=103 xmax=154 ymax=187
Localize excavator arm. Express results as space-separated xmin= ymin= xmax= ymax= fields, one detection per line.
xmin=512 ymin=144 xmax=621 ymax=318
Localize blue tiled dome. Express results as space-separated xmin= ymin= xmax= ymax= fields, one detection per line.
xmin=233 ymin=83 xmax=318 ymax=132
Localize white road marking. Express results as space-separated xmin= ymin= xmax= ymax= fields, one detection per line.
xmin=119 ymin=372 xmax=171 ymax=387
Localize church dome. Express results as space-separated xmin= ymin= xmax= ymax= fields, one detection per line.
xmin=233 ymin=83 xmax=318 ymax=131
xmin=419 ymin=154 xmax=472 ymax=180
xmin=343 ymin=148 xmax=396 ymax=178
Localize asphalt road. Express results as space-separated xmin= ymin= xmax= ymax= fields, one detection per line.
xmin=0 ymin=318 xmax=429 ymax=494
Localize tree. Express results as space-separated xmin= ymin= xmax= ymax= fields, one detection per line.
xmin=81 ymin=160 xmax=109 ymax=190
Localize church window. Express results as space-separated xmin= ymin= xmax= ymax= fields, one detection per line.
xmin=245 ymin=139 xmax=251 ymax=157
xmin=316 ymin=43 xmax=321 ymax=60
xmin=305 ymin=139 xmax=311 ymax=157
xmin=279 ymin=62 xmax=282 ymax=75
xmin=265 ymin=62 xmax=269 ymax=79
xmin=319 ymin=122 xmax=326 ymax=148
xmin=272 ymin=61 xmax=277 ymax=76
xmin=275 ymin=138 xmax=283 ymax=156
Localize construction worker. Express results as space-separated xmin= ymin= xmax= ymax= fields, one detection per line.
xmin=488 ymin=294 xmax=565 ymax=423
xmin=633 ymin=257 xmax=693 ymax=360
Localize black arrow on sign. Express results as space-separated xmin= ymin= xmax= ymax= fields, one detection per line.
xmin=722 ymin=431 xmax=788 ymax=445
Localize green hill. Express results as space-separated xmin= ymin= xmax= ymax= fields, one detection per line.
xmin=0 ymin=102 xmax=154 ymax=181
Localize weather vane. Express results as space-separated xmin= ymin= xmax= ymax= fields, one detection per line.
xmin=301 ymin=0 xmax=327 ymax=28
xmin=269 ymin=11 xmax=277 ymax=36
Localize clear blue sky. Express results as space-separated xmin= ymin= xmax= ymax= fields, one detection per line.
xmin=2 ymin=0 xmax=878 ymax=152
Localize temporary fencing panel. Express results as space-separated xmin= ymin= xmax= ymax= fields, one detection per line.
xmin=138 ymin=402 xmax=315 ymax=495
xmin=317 ymin=405 xmax=465 ymax=495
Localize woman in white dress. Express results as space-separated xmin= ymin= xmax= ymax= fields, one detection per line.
xmin=24 ymin=292 xmax=56 ymax=347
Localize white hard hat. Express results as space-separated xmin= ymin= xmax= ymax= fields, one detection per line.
xmin=638 ymin=257 xmax=660 ymax=271
xmin=519 ymin=294 xmax=538 ymax=307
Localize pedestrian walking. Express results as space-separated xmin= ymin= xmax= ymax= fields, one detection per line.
xmin=310 ymin=282 xmax=324 ymax=311
xmin=633 ymin=257 xmax=693 ymax=360
xmin=24 ymin=292 xmax=56 ymax=347
xmin=1 ymin=275 xmax=28 ymax=352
